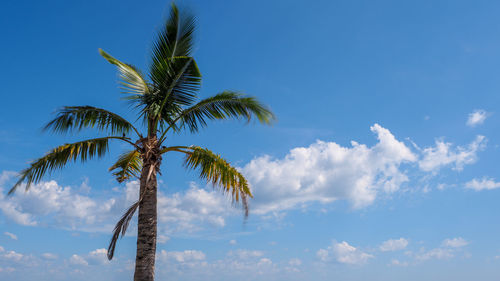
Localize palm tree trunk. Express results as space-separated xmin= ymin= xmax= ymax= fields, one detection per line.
xmin=134 ymin=137 xmax=160 ymax=281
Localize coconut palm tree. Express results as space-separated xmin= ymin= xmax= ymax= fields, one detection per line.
xmin=8 ymin=4 xmax=274 ymax=281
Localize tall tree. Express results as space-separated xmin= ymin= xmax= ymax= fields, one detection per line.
xmin=9 ymin=4 xmax=274 ymax=281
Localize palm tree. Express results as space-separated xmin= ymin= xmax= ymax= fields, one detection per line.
xmin=8 ymin=4 xmax=274 ymax=281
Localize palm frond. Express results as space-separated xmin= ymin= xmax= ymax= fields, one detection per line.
xmin=43 ymin=106 xmax=139 ymax=136
xmin=109 ymin=150 xmax=142 ymax=183
xmin=174 ymin=91 xmax=276 ymax=133
xmin=9 ymin=137 xmax=113 ymax=194
xmin=108 ymin=200 xmax=140 ymax=260
xmin=148 ymin=3 xmax=201 ymax=119
xmin=149 ymin=56 xmax=201 ymax=115
xmin=182 ymin=146 xmax=252 ymax=216
xmin=99 ymin=48 xmax=150 ymax=99
xmin=151 ymin=3 xmax=195 ymax=66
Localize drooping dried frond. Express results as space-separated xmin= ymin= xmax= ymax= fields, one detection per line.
xmin=44 ymin=106 xmax=138 ymax=136
xmin=9 ymin=137 xmax=113 ymax=194
xmin=175 ymin=91 xmax=276 ymax=133
xmin=99 ymin=48 xmax=150 ymax=100
xmin=183 ymin=146 xmax=252 ymax=216
xmin=108 ymin=200 xmax=140 ymax=260
xmin=109 ymin=150 xmax=142 ymax=183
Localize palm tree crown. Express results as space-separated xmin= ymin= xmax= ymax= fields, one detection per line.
xmin=9 ymin=4 xmax=274 ymax=281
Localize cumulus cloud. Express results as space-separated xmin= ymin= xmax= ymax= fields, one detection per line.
xmin=317 ymin=241 xmax=373 ymax=264
xmin=68 ymin=248 xmax=110 ymax=267
xmin=0 ymin=124 xmax=489 ymax=238
xmin=379 ymin=238 xmax=408 ymax=252
xmin=465 ymin=178 xmax=500 ymax=191
xmin=3 ymin=251 xmax=23 ymax=262
xmin=413 ymin=237 xmax=468 ymax=262
xmin=4 ymin=232 xmax=17 ymax=240
xmin=466 ymin=109 xmax=488 ymax=127
xmin=153 ymin=248 xmax=282 ymax=280
xmin=87 ymin=249 xmax=109 ymax=265
xmin=157 ymin=183 xmax=233 ymax=234
xmin=418 ymin=135 xmax=486 ymax=172
xmin=243 ymin=124 xmax=416 ymax=212
xmin=0 ymin=179 xmax=115 ymax=229
xmin=442 ymin=237 xmax=468 ymax=248
xmin=0 ymin=176 xmax=235 ymax=236
xmin=69 ymin=254 xmax=88 ymax=266
xmin=158 ymin=250 xmax=206 ymax=263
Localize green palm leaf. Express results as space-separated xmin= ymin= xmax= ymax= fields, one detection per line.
xmin=44 ymin=106 xmax=139 ymax=136
xmin=9 ymin=137 xmax=114 ymax=194
xmin=109 ymin=150 xmax=142 ymax=183
xmin=151 ymin=3 xmax=195 ymax=66
xmin=148 ymin=3 xmax=201 ymax=121
xmin=173 ymin=91 xmax=276 ymax=133
xmin=181 ymin=146 xmax=252 ymax=216
xmin=150 ymin=56 xmax=202 ymax=118
xmin=99 ymin=48 xmax=150 ymax=100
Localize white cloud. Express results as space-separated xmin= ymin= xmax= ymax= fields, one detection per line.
xmin=158 ymin=250 xmax=206 ymax=263
xmin=467 ymin=109 xmax=488 ymax=127
xmin=418 ymin=135 xmax=486 ymax=172
xmin=41 ymin=253 xmax=58 ymax=260
xmin=465 ymin=178 xmax=500 ymax=191
xmin=0 ymin=267 xmax=15 ymax=273
xmin=316 ymin=249 xmax=329 ymax=262
xmin=0 ymin=124 xmax=489 ymax=240
xmin=68 ymin=249 xmax=110 ymax=267
xmin=415 ymin=248 xmax=454 ymax=261
xmin=257 ymin=257 xmax=272 ymax=266
xmin=288 ymin=258 xmax=302 ymax=266
xmin=87 ymin=249 xmax=109 ymax=265
xmin=413 ymin=237 xmax=469 ymax=262
xmin=379 ymin=238 xmax=408 ymax=252
xmin=0 ymin=179 xmax=115 ymax=229
xmin=390 ymin=259 xmax=408 ymax=266
xmin=4 ymin=232 xmax=17 ymax=240
xmin=227 ymin=249 xmax=264 ymax=260
xmin=0 ymin=177 xmax=236 ymax=236
xmin=243 ymin=124 xmax=416 ymax=212
xmin=69 ymin=254 xmax=88 ymax=266
xmin=229 ymin=239 xmax=237 ymax=245
xmin=317 ymin=241 xmax=373 ymax=264
xmin=157 ymin=183 xmax=233 ymax=234
xmin=442 ymin=237 xmax=468 ymax=248
xmin=3 ymin=251 xmax=23 ymax=262
xmin=158 ymin=235 xmax=170 ymax=244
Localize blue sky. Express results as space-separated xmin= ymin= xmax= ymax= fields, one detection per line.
xmin=1 ymin=0 xmax=500 ymax=280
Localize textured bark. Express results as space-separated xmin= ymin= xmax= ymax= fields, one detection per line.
xmin=134 ymin=136 xmax=161 ymax=281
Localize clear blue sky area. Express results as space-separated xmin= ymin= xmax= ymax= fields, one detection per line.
xmin=1 ymin=0 xmax=500 ymax=280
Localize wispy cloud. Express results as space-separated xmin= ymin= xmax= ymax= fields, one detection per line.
xmin=465 ymin=177 xmax=500 ymax=191
xmin=3 ymin=232 xmax=17 ymax=240
xmin=466 ymin=109 xmax=488 ymax=127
